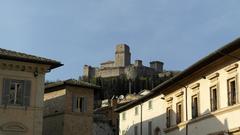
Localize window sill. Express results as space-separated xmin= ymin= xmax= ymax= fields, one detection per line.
xmin=164 ymin=121 xmax=187 ymax=133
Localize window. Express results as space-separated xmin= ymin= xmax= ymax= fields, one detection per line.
xmin=122 ymin=112 xmax=126 ymax=121
xmin=176 ymin=102 xmax=183 ymax=124
xmin=2 ymin=79 xmax=31 ymax=107
xmin=148 ymin=121 xmax=152 ymax=135
xmin=73 ymin=96 xmax=87 ymax=112
xmin=122 ymin=130 xmax=126 ymax=135
xmin=148 ymin=100 xmax=153 ymax=110
xmin=192 ymin=94 xmax=199 ymax=119
xmin=228 ymin=78 xmax=237 ymax=106
xmin=9 ymin=81 xmax=24 ymax=105
xmin=134 ymin=125 xmax=138 ymax=135
xmin=166 ymin=107 xmax=172 ymax=128
xmin=154 ymin=127 xmax=161 ymax=135
xmin=135 ymin=106 xmax=139 ymax=115
xmin=210 ymin=86 xmax=218 ymax=112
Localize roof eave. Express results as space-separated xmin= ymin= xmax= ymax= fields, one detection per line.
xmin=0 ymin=55 xmax=63 ymax=70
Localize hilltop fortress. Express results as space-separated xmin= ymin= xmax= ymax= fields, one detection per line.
xmin=83 ymin=44 xmax=165 ymax=79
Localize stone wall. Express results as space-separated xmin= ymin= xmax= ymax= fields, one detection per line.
xmin=43 ymin=114 xmax=64 ymax=135
xmin=115 ymin=44 xmax=131 ymax=67
xmin=63 ymin=114 xmax=93 ymax=135
xmin=93 ymin=121 xmax=114 ymax=135
xmin=96 ymin=67 xmax=125 ymax=78
xmin=44 ymin=89 xmax=66 ymax=116
xmin=93 ymin=114 xmax=114 ymax=135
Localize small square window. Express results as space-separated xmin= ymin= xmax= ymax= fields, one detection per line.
xmin=135 ymin=106 xmax=139 ymax=115
xmin=122 ymin=112 xmax=126 ymax=121
xmin=148 ymin=100 xmax=153 ymax=110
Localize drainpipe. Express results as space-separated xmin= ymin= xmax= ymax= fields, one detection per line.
xmin=184 ymin=86 xmax=189 ymax=135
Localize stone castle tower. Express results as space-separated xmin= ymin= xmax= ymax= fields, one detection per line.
xmin=83 ymin=44 xmax=165 ymax=79
xmin=115 ymin=44 xmax=131 ymax=67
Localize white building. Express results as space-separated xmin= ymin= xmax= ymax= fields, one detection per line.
xmin=115 ymin=38 xmax=240 ymax=135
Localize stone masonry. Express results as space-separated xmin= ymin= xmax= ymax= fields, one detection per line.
xmin=83 ymin=44 xmax=164 ymax=79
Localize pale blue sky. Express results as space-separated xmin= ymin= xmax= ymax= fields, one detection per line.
xmin=0 ymin=0 xmax=240 ymax=81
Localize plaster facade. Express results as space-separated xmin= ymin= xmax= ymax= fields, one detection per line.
xmin=118 ymin=39 xmax=240 ymax=135
xmin=0 ymin=51 xmax=61 ymax=135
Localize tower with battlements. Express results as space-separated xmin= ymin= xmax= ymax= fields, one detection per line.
xmin=115 ymin=44 xmax=131 ymax=67
xmin=83 ymin=44 xmax=165 ymax=79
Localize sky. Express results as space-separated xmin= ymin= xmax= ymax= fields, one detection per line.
xmin=0 ymin=0 xmax=240 ymax=81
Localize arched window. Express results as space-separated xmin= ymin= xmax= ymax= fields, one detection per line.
xmin=154 ymin=127 xmax=161 ymax=135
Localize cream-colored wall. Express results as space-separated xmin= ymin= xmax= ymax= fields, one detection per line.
xmin=0 ymin=62 xmax=46 ymax=135
xmin=119 ymin=59 xmax=240 ymax=135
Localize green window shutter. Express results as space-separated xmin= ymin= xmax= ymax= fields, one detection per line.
xmin=2 ymin=79 xmax=10 ymax=107
xmin=72 ymin=95 xmax=77 ymax=112
xmin=23 ymin=80 xmax=31 ymax=108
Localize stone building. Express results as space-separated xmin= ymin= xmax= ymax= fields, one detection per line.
xmin=83 ymin=44 xmax=164 ymax=79
xmin=94 ymin=93 xmax=145 ymax=135
xmin=0 ymin=48 xmax=62 ymax=135
xmin=116 ymin=38 xmax=240 ymax=135
xmin=43 ymin=79 xmax=100 ymax=135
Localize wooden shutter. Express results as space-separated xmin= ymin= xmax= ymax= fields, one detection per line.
xmin=210 ymin=88 xmax=213 ymax=111
xmin=227 ymin=80 xmax=231 ymax=106
xmin=23 ymin=80 xmax=31 ymax=108
xmin=72 ymin=95 xmax=77 ymax=112
xmin=84 ymin=97 xmax=88 ymax=112
xmin=2 ymin=79 xmax=10 ymax=107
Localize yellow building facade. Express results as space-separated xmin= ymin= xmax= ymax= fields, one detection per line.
xmin=0 ymin=48 xmax=62 ymax=135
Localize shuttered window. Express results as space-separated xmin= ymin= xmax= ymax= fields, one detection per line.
xmin=227 ymin=78 xmax=237 ymax=106
xmin=72 ymin=96 xmax=88 ymax=113
xmin=176 ymin=102 xmax=183 ymax=124
xmin=166 ymin=107 xmax=172 ymax=128
xmin=210 ymin=85 xmax=218 ymax=112
xmin=192 ymin=94 xmax=199 ymax=119
xmin=2 ymin=79 xmax=31 ymax=108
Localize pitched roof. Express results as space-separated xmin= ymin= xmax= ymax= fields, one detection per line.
xmin=45 ymin=79 xmax=101 ymax=93
xmin=115 ymin=37 xmax=240 ymax=112
xmin=0 ymin=48 xmax=63 ymax=69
